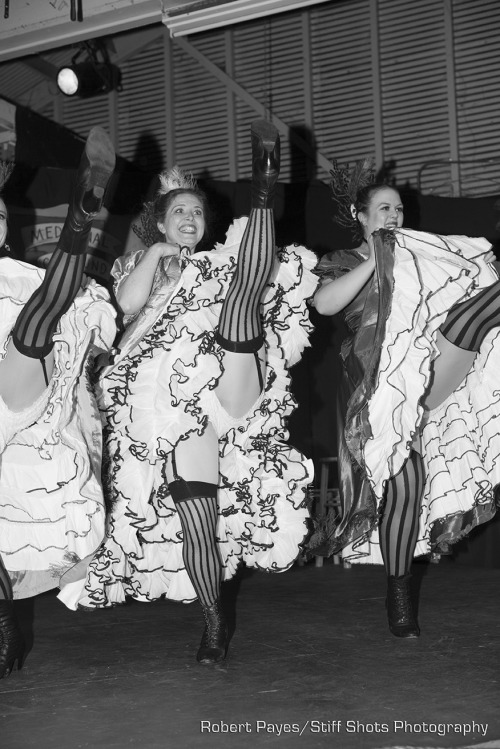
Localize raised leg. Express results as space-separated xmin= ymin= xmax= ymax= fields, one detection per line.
xmin=441 ymin=279 xmax=500 ymax=350
xmin=215 ymin=119 xmax=280 ymax=418
xmin=0 ymin=126 xmax=115 ymax=411
xmin=425 ymin=279 xmax=500 ymax=410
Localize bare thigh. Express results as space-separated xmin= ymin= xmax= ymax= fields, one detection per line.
xmin=423 ymin=330 xmax=476 ymax=411
xmin=0 ymin=340 xmax=54 ymax=411
xmin=215 ymin=346 xmax=265 ymax=419
xmin=411 ymin=330 xmax=477 ymax=448
xmin=164 ymin=425 xmax=220 ymax=485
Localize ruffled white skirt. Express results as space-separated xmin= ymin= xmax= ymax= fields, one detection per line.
xmin=78 ymin=218 xmax=318 ymax=606
xmin=0 ymin=258 xmax=116 ymax=598
xmin=342 ymin=229 xmax=499 ymax=563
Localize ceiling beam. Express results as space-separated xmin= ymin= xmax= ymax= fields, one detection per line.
xmin=163 ymin=0 xmax=332 ymax=36
xmin=0 ymin=0 xmax=168 ymax=63
xmin=112 ymin=27 xmax=166 ymax=64
xmin=21 ymin=58 xmax=60 ymax=80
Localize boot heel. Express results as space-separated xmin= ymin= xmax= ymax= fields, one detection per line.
xmin=250 ymin=119 xmax=280 ymax=209
xmin=86 ymin=128 xmax=115 ymax=183
xmin=251 ymin=119 xmax=279 ymax=152
xmin=5 ymin=643 xmax=24 ymax=676
xmin=81 ymin=127 xmax=116 ymax=212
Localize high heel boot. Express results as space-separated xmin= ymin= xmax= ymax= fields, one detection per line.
xmin=196 ymin=599 xmax=228 ymax=665
xmin=250 ymin=119 xmax=280 ymax=209
xmin=59 ymin=126 xmax=116 ymax=253
xmin=0 ymin=600 xmax=25 ymax=679
xmin=386 ymin=574 xmax=420 ymax=638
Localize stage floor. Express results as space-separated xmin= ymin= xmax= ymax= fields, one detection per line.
xmin=1 ymin=559 xmax=499 ymax=749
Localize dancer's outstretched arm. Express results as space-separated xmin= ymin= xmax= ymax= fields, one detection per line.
xmin=314 ymin=236 xmax=376 ymax=316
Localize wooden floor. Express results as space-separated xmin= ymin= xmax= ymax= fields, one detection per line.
xmin=1 ymin=559 xmax=499 ymax=749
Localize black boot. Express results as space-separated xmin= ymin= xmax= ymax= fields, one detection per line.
xmin=196 ymin=600 xmax=228 ymax=665
xmin=59 ymin=126 xmax=116 ymax=252
xmin=386 ymin=574 xmax=420 ymax=638
xmin=251 ymin=119 xmax=280 ymax=209
xmin=0 ymin=600 xmax=25 ymax=679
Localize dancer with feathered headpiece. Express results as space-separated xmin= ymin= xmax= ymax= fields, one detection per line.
xmin=329 ymin=157 xmax=375 ymax=234
xmin=312 ymin=159 xmax=500 ymax=639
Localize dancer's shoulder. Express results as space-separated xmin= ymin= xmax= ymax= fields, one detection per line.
xmin=316 ymin=247 xmax=365 ymax=278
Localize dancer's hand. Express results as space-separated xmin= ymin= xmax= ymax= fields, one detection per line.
xmin=365 ymin=234 xmax=377 ymax=270
xmin=149 ymin=241 xmax=181 ymax=259
xmin=118 ymin=242 xmax=181 ymax=316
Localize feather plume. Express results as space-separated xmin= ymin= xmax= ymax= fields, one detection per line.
xmin=0 ymin=160 xmax=14 ymax=193
xmin=158 ymin=166 xmax=197 ymax=195
xmin=329 ymin=157 xmax=375 ymax=231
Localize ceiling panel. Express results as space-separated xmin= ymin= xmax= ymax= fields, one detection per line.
xmin=0 ymin=0 xmax=169 ymax=62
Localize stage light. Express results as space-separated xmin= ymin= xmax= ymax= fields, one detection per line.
xmin=56 ymin=41 xmax=121 ymax=98
xmin=57 ymin=61 xmax=121 ymax=97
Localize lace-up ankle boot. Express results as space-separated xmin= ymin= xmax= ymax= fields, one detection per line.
xmin=196 ymin=599 xmax=228 ymax=665
xmin=386 ymin=574 xmax=420 ymax=638
xmin=0 ymin=600 xmax=25 ymax=679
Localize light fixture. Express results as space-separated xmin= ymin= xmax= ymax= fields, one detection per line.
xmin=57 ymin=40 xmax=121 ymax=98
xmin=163 ymin=0 xmax=332 ymax=37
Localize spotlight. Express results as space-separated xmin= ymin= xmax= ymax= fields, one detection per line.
xmin=56 ymin=40 xmax=121 ymax=98
xmin=57 ymin=61 xmax=121 ymax=97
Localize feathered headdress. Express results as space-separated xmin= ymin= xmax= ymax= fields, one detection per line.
xmin=133 ymin=166 xmax=198 ymax=247
xmin=329 ymin=157 xmax=375 ymax=231
xmin=0 ymin=160 xmax=14 ymax=193
xmin=158 ymin=166 xmax=197 ymax=195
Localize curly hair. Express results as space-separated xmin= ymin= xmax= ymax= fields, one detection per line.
xmin=132 ymin=167 xmax=212 ymax=249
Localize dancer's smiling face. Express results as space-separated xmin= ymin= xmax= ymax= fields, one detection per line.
xmin=0 ymin=198 xmax=7 ymax=249
xmin=357 ymin=186 xmax=404 ymax=239
xmin=158 ymin=192 xmax=206 ymax=250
